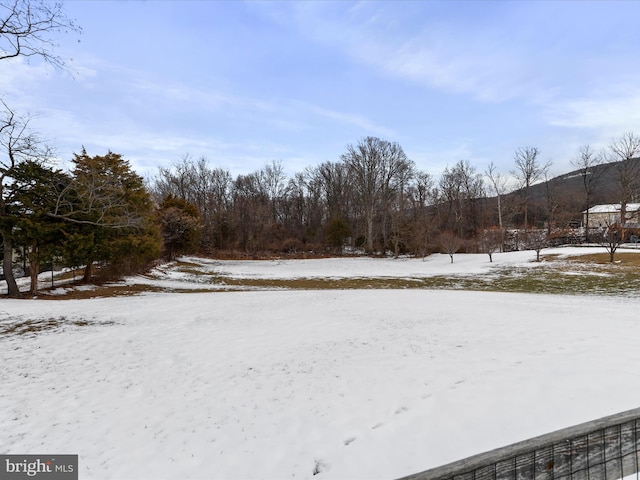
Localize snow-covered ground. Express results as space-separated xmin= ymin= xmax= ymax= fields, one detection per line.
xmin=1 ymin=247 xmax=640 ymax=479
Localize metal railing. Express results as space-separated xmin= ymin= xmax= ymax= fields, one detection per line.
xmin=399 ymin=407 xmax=640 ymax=480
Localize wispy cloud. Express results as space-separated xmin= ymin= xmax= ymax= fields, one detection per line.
xmin=123 ymin=70 xmax=396 ymax=138
xmin=293 ymin=101 xmax=396 ymax=138
xmin=129 ymin=77 xmax=240 ymax=111
xmin=0 ymin=58 xmax=56 ymax=106
xmin=409 ymin=142 xmax=476 ymax=176
xmin=259 ymin=0 xmax=640 ymax=117
xmin=543 ymin=76 xmax=640 ymax=161
xmin=261 ymin=2 xmax=537 ymax=103
xmin=547 ymin=93 xmax=640 ymax=133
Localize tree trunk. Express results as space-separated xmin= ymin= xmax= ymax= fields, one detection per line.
xmin=497 ymin=195 xmax=504 ymax=252
xmin=83 ymin=258 xmax=93 ymax=283
xmin=29 ymin=249 xmax=39 ymax=296
xmin=366 ymin=209 xmax=374 ymax=253
xmin=585 ymin=210 xmax=590 ymax=243
xmin=584 ymin=191 xmax=591 ymax=243
xmin=2 ymin=232 xmax=19 ymax=297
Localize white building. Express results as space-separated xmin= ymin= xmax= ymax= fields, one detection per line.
xmin=583 ymin=203 xmax=640 ymax=228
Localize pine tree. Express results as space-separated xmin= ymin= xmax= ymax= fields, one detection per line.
xmin=9 ymin=160 xmax=69 ymax=295
xmin=51 ymin=149 xmax=161 ymax=282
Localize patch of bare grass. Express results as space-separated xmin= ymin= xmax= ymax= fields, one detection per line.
xmin=175 ymin=260 xmax=202 ymax=268
xmin=40 ymin=284 xmax=167 ymax=300
xmin=32 ymin=251 xmax=640 ymax=299
xmin=0 ymin=316 xmax=116 ymax=337
xmin=544 ymin=251 xmax=640 ymax=266
xmin=176 ymin=266 xmax=212 ymax=276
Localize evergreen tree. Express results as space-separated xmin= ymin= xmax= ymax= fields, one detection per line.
xmin=9 ymin=160 xmax=69 ymax=294
xmin=51 ymin=149 xmax=161 ymax=282
xmin=0 ymin=103 xmax=54 ymax=296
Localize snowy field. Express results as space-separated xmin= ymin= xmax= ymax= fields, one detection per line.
xmin=1 ymin=247 xmax=640 ymax=479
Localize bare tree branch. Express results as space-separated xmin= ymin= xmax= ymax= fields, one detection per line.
xmin=511 ymin=146 xmax=551 ymax=232
xmin=0 ymin=0 xmax=81 ymax=69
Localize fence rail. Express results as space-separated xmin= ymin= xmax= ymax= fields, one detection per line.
xmin=399 ymin=407 xmax=640 ymax=480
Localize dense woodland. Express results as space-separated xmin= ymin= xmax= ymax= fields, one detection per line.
xmin=150 ymin=134 xmax=640 ymax=257
xmin=2 ymin=0 xmax=640 ymax=297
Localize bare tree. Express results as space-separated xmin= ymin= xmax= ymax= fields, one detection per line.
xmin=542 ymin=169 xmax=561 ymax=235
xmin=341 ymin=137 xmax=413 ymax=253
xmin=437 ymin=160 xmax=483 ymax=240
xmin=388 ymin=159 xmax=414 ymax=257
xmin=314 ymin=161 xmax=352 ymax=221
xmin=0 ymin=0 xmax=81 ymax=69
xmin=525 ymin=229 xmax=548 ymax=262
xmin=479 ymin=228 xmax=502 ymax=262
xmin=438 ymin=231 xmax=464 ymax=263
xmin=595 ymin=221 xmax=622 ymax=263
xmin=437 ymin=165 xmax=463 ymax=234
xmin=407 ymin=170 xmax=435 ymax=259
xmin=570 ymin=145 xmax=606 ymax=242
xmin=456 ymin=160 xmax=484 ymax=242
xmin=154 ymin=155 xmax=233 ymax=250
xmin=281 ymin=172 xmax=304 ymax=247
xmin=231 ymin=171 xmax=269 ymax=252
xmin=608 ymin=132 xmax=640 ymax=225
xmin=485 ymin=162 xmax=508 ymax=236
xmin=154 ymin=154 xmax=197 ymax=203
xmin=259 ymin=159 xmax=287 ymax=228
xmin=511 ymin=147 xmax=550 ymax=232
xmin=308 ymin=161 xmax=353 ymax=247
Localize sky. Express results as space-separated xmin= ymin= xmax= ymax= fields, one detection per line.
xmin=3 ymin=0 xmax=640 ymax=182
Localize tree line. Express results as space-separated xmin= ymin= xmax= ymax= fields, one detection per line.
xmin=5 ymin=122 xmax=637 ymax=297
xmin=149 ymin=132 xmax=640 ymax=260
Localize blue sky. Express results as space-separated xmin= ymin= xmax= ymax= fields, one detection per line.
xmin=4 ymin=0 xmax=640 ymax=182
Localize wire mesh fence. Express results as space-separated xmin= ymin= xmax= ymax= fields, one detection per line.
xmin=399 ymin=408 xmax=640 ymax=480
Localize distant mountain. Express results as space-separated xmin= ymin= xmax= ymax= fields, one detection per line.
xmin=469 ymin=158 xmax=640 ymax=230
xmin=504 ymin=158 xmax=640 ymax=219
